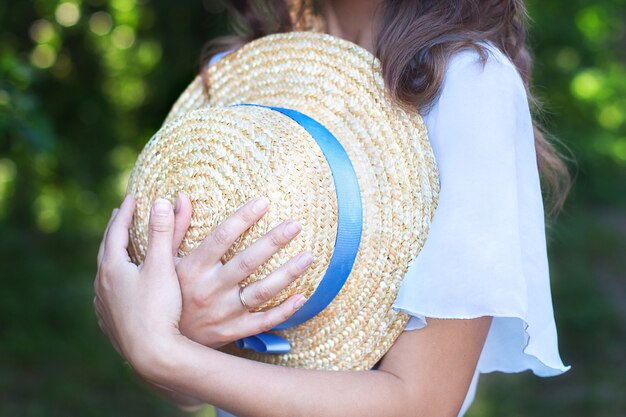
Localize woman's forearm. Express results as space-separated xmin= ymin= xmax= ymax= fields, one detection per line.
xmin=94 ymin=198 xmax=489 ymax=417
xmin=140 ymin=378 xmax=204 ymax=412
xmin=143 ymin=338 xmax=415 ymax=417
xmin=135 ymin=318 xmax=493 ymax=417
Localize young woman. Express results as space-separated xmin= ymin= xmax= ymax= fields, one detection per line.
xmin=93 ymin=1 xmax=572 ymax=416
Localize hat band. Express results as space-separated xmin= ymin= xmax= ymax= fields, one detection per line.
xmin=231 ymin=104 xmax=363 ymax=354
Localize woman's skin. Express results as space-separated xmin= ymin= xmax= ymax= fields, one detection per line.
xmin=323 ymin=0 xmax=383 ymax=53
xmin=94 ymin=2 xmax=494 ymax=416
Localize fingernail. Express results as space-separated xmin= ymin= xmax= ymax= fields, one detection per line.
xmin=153 ymin=198 xmax=171 ymax=215
xmin=297 ymin=251 xmax=313 ymax=270
xmin=252 ymin=196 xmax=269 ymax=214
xmin=112 ymin=208 xmax=119 ymax=216
xmin=284 ymin=220 xmax=301 ymax=238
xmin=294 ymin=295 xmax=307 ymax=310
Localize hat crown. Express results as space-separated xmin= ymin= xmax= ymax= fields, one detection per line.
xmin=129 ymin=105 xmax=339 ymax=306
xmin=127 ymin=32 xmax=440 ymax=370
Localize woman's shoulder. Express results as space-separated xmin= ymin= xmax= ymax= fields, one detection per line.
xmin=442 ymin=40 xmax=527 ymax=98
xmin=423 ymin=40 xmax=529 ymax=120
xmin=449 ymin=40 xmax=516 ymax=67
xmin=420 ymin=39 xmax=535 ymax=172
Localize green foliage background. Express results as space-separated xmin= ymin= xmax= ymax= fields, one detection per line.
xmin=0 ymin=0 xmax=624 ymax=416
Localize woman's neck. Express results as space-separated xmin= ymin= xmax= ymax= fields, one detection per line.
xmin=323 ymin=0 xmax=384 ymax=54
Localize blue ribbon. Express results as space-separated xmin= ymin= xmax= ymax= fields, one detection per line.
xmin=230 ymin=104 xmax=363 ymax=354
xmin=234 ymin=332 xmax=291 ymax=353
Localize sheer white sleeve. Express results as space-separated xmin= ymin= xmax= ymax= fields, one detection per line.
xmin=392 ymin=42 xmax=571 ymax=378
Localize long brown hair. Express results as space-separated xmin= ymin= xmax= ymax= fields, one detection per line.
xmin=201 ymin=0 xmax=573 ymax=216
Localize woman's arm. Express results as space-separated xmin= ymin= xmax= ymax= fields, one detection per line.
xmin=94 ymin=195 xmax=491 ymax=417
xmin=146 ymin=316 xmax=491 ymax=417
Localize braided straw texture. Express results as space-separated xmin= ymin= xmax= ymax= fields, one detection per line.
xmin=128 ymin=106 xmax=336 ymax=303
xmin=130 ymin=32 xmax=440 ymax=370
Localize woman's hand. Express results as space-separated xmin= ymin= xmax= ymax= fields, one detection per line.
xmin=94 ymin=195 xmax=185 ymax=368
xmin=94 ymin=193 xmax=314 ymax=358
xmin=94 ymin=195 xmax=204 ymax=410
xmin=173 ymin=195 xmax=313 ymax=348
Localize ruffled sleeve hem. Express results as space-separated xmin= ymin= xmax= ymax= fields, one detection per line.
xmin=393 ymin=305 xmax=571 ymax=377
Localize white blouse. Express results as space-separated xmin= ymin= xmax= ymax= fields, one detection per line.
xmin=209 ymin=40 xmax=571 ymax=417
xmin=392 ymin=40 xmax=571 ymax=416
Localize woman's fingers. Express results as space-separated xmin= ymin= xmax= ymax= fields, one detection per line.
xmin=104 ymin=195 xmax=136 ymax=263
xmin=244 ymin=294 xmax=308 ymax=334
xmin=97 ymin=208 xmax=119 ymax=267
xmin=93 ymin=296 xmax=123 ymax=357
xmin=172 ymin=193 xmax=192 ymax=256
xmin=238 ymin=250 xmax=313 ymax=309
xmin=144 ymin=198 xmax=176 ymax=271
xmin=187 ymin=196 xmax=270 ymax=268
xmin=221 ymin=219 xmax=303 ymax=286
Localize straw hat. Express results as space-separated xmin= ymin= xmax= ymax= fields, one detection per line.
xmin=126 ymin=31 xmax=440 ymax=371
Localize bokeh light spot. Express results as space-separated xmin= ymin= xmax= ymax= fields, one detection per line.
xmin=89 ymin=11 xmax=113 ymax=36
xmin=0 ymin=158 xmax=17 ymax=218
xmin=111 ymin=0 xmax=136 ymax=13
xmin=55 ymin=2 xmax=81 ymax=27
xmin=115 ymin=168 xmax=133 ymax=197
xmin=137 ymin=41 xmax=162 ymax=71
xmin=105 ymin=77 xmax=145 ymax=108
xmin=613 ymin=139 xmax=626 ymax=162
xmin=34 ymin=186 xmax=64 ymax=233
xmin=111 ymin=25 xmax=136 ymax=49
xmin=30 ymin=44 xmax=57 ymax=69
xmin=571 ymin=69 xmax=604 ymax=100
xmin=0 ymin=90 xmax=9 ymax=107
xmin=576 ymin=6 xmax=609 ymax=42
xmin=107 ymin=146 xmax=137 ymax=198
xmin=555 ymin=47 xmax=580 ymax=72
xmin=29 ymin=19 xmax=55 ymax=43
xmin=598 ymin=105 xmax=624 ymax=130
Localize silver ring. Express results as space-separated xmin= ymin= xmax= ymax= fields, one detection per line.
xmin=238 ymin=285 xmax=251 ymax=310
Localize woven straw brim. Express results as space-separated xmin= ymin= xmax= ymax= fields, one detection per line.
xmin=128 ymin=32 xmax=439 ymax=371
